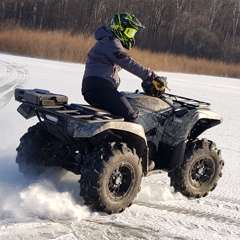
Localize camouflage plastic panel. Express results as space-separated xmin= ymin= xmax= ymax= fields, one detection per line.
xmin=125 ymin=92 xmax=173 ymax=148
xmin=139 ymin=107 xmax=222 ymax=148
xmin=139 ymin=112 xmax=160 ymax=133
xmin=161 ymin=109 xmax=198 ymax=146
xmin=161 ymin=109 xmax=222 ymax=146
xmin=67 ymin=119 xmax=147 ymax=143
xmin=140 ymin=113 xmax=166 ymax=149
xmin=125 ymin=92 xmax=171 ymax=112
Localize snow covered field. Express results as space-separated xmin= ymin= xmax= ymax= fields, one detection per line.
xmin=0 ymin=53 xmax=240 ymax=240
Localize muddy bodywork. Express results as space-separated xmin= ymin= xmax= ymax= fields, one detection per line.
xmin=15 ymin=88 xmax=222 ymax=174
xmin=125 ymin=91 xmax=222 ymax=170
xmin=124 ymin=92 xmax=222 ymax=145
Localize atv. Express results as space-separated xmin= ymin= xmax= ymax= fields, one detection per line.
xmin=14 ymin=82 xmax=224 ymax=213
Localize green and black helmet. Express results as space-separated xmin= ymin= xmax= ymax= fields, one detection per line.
xmin=109 ymin=12 xmax=145 ymax=50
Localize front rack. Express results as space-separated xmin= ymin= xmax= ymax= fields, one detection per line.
xmin=162 ymin=93 xmax=211 ymax=109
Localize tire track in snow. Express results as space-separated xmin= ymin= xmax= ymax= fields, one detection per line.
xmin=0 ymin=60 xmax=30 ymax=112
xmin=209 ymin=195 xmax=240 ymax=206
xmin=83 ymin=219 xmax=160 ymax=239
xmin=70 ymin=219 xmax=179 ymax=240
xmin=66 ymin=195 xmax=240 ymax=239
xmin=56 ymin=194 xmax=240 ymax=239
xmin=134 ymin=197 xmax=240 ymax=228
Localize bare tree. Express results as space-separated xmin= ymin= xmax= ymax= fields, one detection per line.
xmin=0 ymin=0 xmax=240 ymax=63
xmin=168 ymin=0 xmax=187 ymax=51
xmin=231 ymin=0 xmax=240 ymax=48
xmin=208 ymin=0 xmax=223 ymax=31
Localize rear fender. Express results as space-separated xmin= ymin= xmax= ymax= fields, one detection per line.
xmin=67 ymin=120 xmax=146 ymax=139
xmin=67 ymin=120 xmax=149 ymax=175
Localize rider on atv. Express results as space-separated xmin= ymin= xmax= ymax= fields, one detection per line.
xmin=14 ymin=13 xmax=224 ymax=213
xmin=81 ymin=12 xmax=167 ymax=123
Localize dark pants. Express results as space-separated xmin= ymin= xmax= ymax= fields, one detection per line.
xmin=83 ymin=87 xmax=139 ymax=123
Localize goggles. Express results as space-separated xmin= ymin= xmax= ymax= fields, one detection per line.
xmin=124 ymin=28 xmax=138 ymax=39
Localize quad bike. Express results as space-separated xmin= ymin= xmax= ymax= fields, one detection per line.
xmin=14 ymin=81 xmax=224 ymax=213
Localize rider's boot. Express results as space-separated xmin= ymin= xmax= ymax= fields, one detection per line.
xmin=148 ymin=160 xmax=155 ymax=172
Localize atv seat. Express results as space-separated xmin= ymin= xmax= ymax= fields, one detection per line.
xmin=64 ymin=104 xmax=124 ymax=123
xmin=67 ymin=103 xmax=110 ymax=115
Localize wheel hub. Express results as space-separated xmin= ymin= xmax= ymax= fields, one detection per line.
xmin=197 ymin=166 xmax=204 ymax=175
xmin=108 ymin=166 xmax=132 ymax=199
xmin=191 ymin=158 xmax=214 ymax=186
xmin=113 ymin=170 xmax=123 ymax=186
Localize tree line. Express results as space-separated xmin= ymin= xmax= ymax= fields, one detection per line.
xmin=1 ymin=0 xmax=240 ymax=63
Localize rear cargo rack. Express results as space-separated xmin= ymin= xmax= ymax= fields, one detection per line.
xmin=15 ymin=88 xmax=124 ymax=123
xmin=20 ymin=102 xmax=124 ymax=123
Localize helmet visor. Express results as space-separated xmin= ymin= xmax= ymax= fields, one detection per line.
xmin=124 ymin=28 xmax=138 ymax=39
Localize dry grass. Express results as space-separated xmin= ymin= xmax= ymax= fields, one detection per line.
xmin=131 ymin=49 xmax=240 ymax=78
xmin=0 ymin=27 xmax=95 ymax=62
xmin=0 ymin=27 xmax=239 ymax=78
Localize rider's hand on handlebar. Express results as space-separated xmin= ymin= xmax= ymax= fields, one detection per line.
xmin=152 ymin=76 xmax=167 ymax=91
xmin=147 ymin=72 xmax=167 ymax=91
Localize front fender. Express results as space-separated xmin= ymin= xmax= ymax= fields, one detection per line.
xmin=161 ymin=109 xmax=222 ymax=146
xmin=197 ymin=109 xmax=222 ymax=122
xmin=189 ymin=109 xmax=222 ymax=140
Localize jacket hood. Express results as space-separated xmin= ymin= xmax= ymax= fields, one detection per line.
xmin=94 ymin=26 xmax=115 ymax=40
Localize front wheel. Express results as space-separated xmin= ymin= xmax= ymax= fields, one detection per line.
xmin=80 ymin=142 xmax=142 ymax=213
xmin=168 ymin=139 xmax=224 ymax=198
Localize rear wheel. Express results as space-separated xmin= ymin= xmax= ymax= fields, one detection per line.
xmin=168 ymin=139 xmax=224 ymax=198
xmin=16 ymin=123 xmax=57 ymax=177
xmin=80 ymin=142 xmax=142 ymax=213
